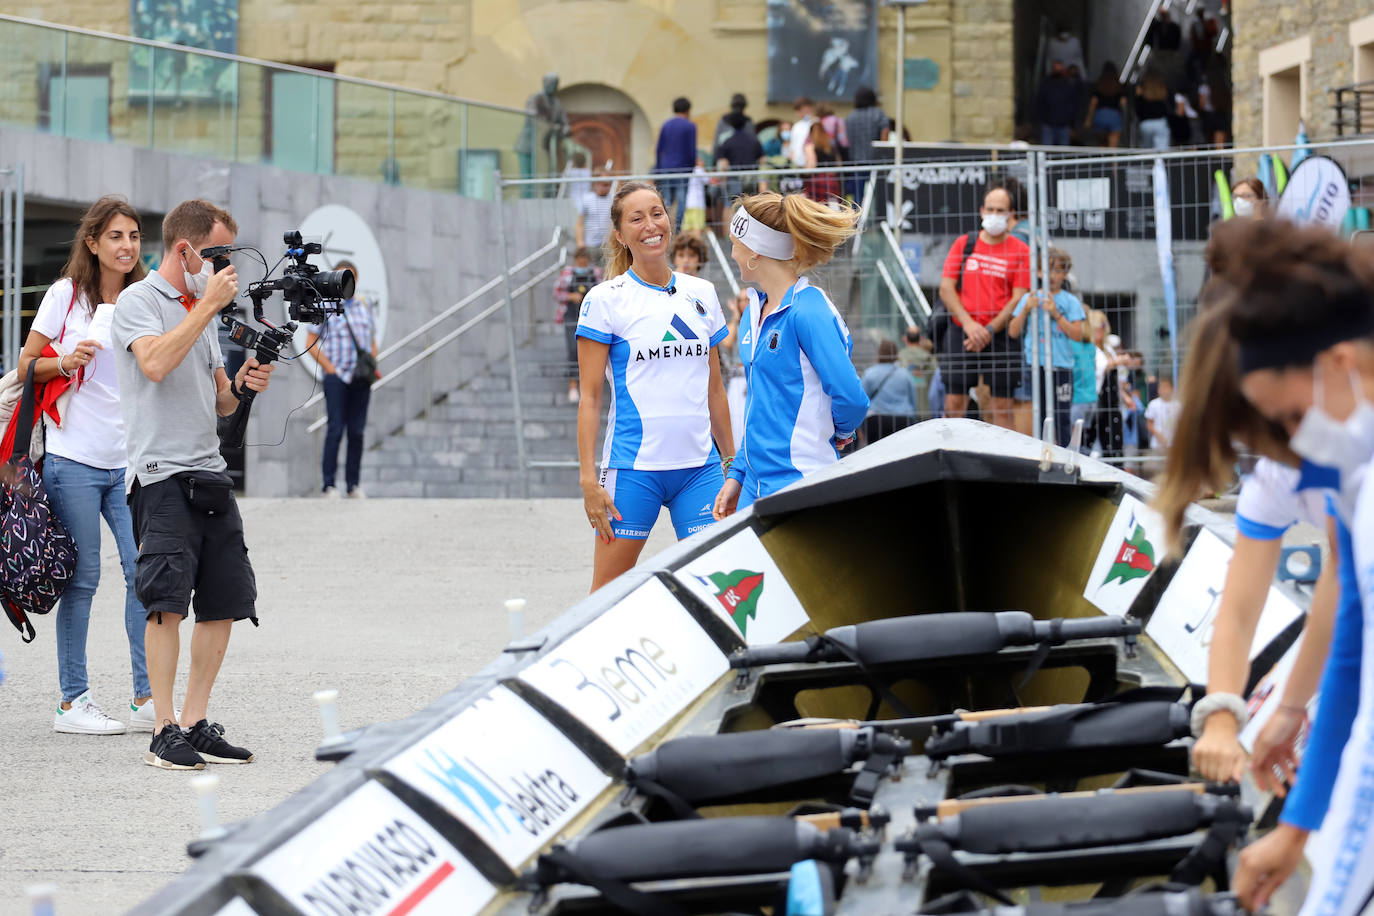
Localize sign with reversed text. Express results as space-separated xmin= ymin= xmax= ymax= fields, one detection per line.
xmin=518 ymin=578 xmax=728 ymax=756
xmin=382 ymin=686 xmax=610 ymax=870
xmin=1145 ymin=528 xmax=1303 ymax=683
xmin=249 ymin=781 xmax=495 ymax=916
xmin=673 ymin=527 xmax=811 ymax=646
xmin=1083 ymin=495 xmax=1168 ymax=617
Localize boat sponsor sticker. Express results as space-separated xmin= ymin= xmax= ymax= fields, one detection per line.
xmin=1083 ymin=495 xmax=1168 ymax=616
xmin=382 ymin=685 xmax=611 ymax=870
xmin=1145 ymin=528 xmax=1303 ymax=683
xmin=672 ymin=528 xmax=810 ymax=645
xmin=248 ymin=780 xmax=495 ymax=916
xmin=518 ymin=578 xmax=729 ymax=756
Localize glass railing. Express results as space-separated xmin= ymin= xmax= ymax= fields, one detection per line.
xmin=0 ymin=14 xmax=556 ymax=197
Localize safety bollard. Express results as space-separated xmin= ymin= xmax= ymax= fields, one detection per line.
xmin=505 ymin=597 xmax=527 ymax=642
xmin=313 ymin=689 xmax=344 ymax=747
xmin=26 ymin=884 xmax=56 ymax=916
xmin=191 ymin=773 xmax=228 ymax=842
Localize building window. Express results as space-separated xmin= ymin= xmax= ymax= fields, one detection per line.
xmin=1352 ymin=14 xmax=1374 ymax=83
xmin=265 ymin=64 xmax=335 ymax=174
xmin=1258 ymin=35 xmax=1310 ymax=147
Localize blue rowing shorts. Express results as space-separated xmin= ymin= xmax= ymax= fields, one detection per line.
xmin=599 ymin=461 xmax=724 ymax=540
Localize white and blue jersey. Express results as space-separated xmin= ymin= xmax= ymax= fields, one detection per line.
xmin=726 ymin=278 xmax=868 ymax=505
xmin=576 ymin=270 xmax=728 ymax=471
xmin=1234 ymin=457 xmax=1332 ymax=541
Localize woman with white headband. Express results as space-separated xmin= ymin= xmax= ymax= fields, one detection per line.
xmin=576 ymin=180 xmax=734 ymax=592
xmin=714 ymin=192 xmax=868 ymax=516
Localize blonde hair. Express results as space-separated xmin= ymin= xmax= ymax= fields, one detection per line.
xmin=735 ymin=191 xmax=859 ymax=271
xmin=1087 ymin=309 xmax=1110 ymax=348
xmin=605 ymin=181 xmax=670 ymax=279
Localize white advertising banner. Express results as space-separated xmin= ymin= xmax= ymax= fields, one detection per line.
xmin=383 ymin=686 xmax=610 ymax=870
xmin=518 ymin=578 xmax=728 ymax=756
xmin=1146 ymin=528 xmax=1303 ymax=683
xmin=249 ymin=781 xmax=495 ymax=916
xmin=672 ymin=527 xmax=810 ymax=645
xmin=1083 ymin=494 xmax=1169 ymax=617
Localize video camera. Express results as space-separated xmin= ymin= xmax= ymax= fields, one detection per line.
xmin=208 ymin=231 xmax=357 ymax=448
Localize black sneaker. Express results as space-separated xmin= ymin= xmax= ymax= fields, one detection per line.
xmin=185 ymin=720 xmax=255 ymax=764
xmin=145 ymin=722 xmax=207 ymax=770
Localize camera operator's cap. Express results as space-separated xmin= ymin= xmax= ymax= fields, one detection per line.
xmin=730 ymin=206 xmax=795 ymax=261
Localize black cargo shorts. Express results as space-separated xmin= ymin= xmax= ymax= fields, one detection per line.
xmin=130 ymin=473 xmax=258 ymax=625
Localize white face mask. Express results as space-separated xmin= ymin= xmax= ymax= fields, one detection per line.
xmin=1290 ymin=366 xmax=1374 ymax=475
xmin=1232 ymin=196 xmax=1255 ymax=219
xmin=982 ymin=213 xmax=1008 ymax=237
xmin=183 ymin=251 xmax=212 ymax=299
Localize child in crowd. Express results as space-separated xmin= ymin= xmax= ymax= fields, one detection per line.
xmin=672 ymin=235 xmax=707 ymax=277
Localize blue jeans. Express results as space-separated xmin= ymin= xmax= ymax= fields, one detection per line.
xmin=44 ymin=456 xmax=148 ymax=702
xmin=1139 ymin=118 xmax=1170 ymax=150
xmin=323 ymin=374 xmax=373 ymax=491
xmin=1041 ymin=124 xmax=1072 ymax=146
xmin=659 ymin=177 xmax=688 ymax=229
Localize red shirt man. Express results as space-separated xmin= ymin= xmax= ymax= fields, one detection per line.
xmin=936 ymin=185 xmax=1030 ymax=428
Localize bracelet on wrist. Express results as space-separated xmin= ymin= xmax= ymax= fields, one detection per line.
xmin=56 ymin=355 xmax=73 ymax=378
xmin=722 ymin=455 xmax=735 ymax=471
xmin=1190 ymin=692 xmax=1249 ymax=738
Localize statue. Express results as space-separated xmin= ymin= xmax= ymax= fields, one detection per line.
xmin=517 ymin=74 xmax=572 ymax=196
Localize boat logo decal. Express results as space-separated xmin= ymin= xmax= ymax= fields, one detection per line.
xmin=696 ymin=569 xmax=765 ymax=636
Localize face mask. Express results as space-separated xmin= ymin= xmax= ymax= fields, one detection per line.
xmin=183 ymin=251 xmax=212 ymax=299
xmin=1232 ymin=196 xmax=1255 ymax=218
xmin=781 ymin=129 xmax=791 ymax=141
xmin=982 ymin=213 xmax=1008 ymax=236
xmin=1290 ymin=367 xmax=1374 ymax=476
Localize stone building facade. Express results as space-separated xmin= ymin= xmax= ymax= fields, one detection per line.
xmin=1230 ymin=0 xmax=1374 ymax=148
xmin=5 ymin=0 xmax=1016 ymax=174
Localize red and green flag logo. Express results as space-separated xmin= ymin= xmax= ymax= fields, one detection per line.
xmin=697 ymin=569 xmax=765 ymax=635
xmin=1103 ymin=520 xmax=1156 ymax=586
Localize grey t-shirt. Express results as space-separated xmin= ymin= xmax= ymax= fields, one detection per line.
xmin=112 ymin=271 xmax=226 ymax=492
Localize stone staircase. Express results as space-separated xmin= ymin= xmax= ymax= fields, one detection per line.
xmin=358 ymin=319 xmax=584 ymax=497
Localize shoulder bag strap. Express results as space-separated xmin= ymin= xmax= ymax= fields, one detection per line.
xmin=9 ymin=359 xmax=39 ymax=465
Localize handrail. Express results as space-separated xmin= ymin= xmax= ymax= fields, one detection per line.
xmin=706 ymin=231 xmax=740 ymax=298
xmin=304 ymin=248 xmax=568 ymax=434
xmin=0 ymin=14 xmax=528 ymax=113
xmin=878 ymin=221 xmax=932 ymax=320
xmin=295 ymin=227 xmax=563 ymax=416
xmin=874 ymin=260 xmax=918 ymax=330
xmin=1120 ymin=0 xmax=1166 ymax=86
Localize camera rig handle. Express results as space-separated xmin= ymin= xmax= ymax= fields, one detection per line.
xmin=218 ymin=286 xmax=295 ymax=449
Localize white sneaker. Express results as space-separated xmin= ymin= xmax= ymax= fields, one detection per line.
xmin=322 ymin=486 xmax=341 ymax=499
xmin=347 ymin=487 xmax=367 ymax=499
xmin=54 ymin=692 xmax=127 ymax=735
xmin=129 ymin=700 xmax=180 ymax=733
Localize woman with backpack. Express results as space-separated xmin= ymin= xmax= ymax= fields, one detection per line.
xmin=17 ymin=195 xmax=151 ymax=735
xmin=860 ymin=339 xmax=919 ymax=444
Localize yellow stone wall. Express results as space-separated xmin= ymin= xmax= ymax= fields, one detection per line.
xmin=5 ymin=0 xmax=1016 ymax=174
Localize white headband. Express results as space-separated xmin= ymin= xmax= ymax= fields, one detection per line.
xmin=730 ymin=207 xmax=796 ymax=261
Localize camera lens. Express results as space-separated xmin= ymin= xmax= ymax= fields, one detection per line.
xmin=313 ymin=268 xmax=356 ymax=300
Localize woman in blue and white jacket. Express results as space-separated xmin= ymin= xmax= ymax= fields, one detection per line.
xmin=714 ymin=193 xmax=868 ymax=515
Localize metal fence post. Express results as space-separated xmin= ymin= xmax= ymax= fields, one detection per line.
xmin=493 ymin=172 xmax=531 ymax=497
xmin=1035 ymin=151 xmax=1053 ymax=446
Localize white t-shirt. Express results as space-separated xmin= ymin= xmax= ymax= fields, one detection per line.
xmin=789 ymin=116 xmax=814 ymax=167
xmin=1234 ymin=457 xmax=1330 ymax=541
xmin=576 ymin=271 xmax=728 ymax=471
xmin=30 ymin=278 xmax=129 ymax=469
xmin=1144 ymin=396 xmax=1180 ymax=449
xmin=685 ymin=166 xmax=707 ymax=211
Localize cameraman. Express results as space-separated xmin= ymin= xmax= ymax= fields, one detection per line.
xmin=553 ymin=247 xmax=603 ymax=404
xmin=112 ymin=199 xmax=274 ymax=770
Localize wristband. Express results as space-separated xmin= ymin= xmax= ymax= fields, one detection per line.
xmin=1190 ymin=692 xmax=1248 ymax=738
xmin=722 ymin=455 xmax=735 ymax=471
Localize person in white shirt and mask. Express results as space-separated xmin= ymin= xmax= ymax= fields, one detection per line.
xmin=1230 ymin=176 xmax=1267 ymax=221
xmin=1216 ymin=218 xmax=1374 ymax=916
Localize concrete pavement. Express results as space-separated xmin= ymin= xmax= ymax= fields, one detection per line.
xmin=0 ymin=498 xmax=674 ymax=915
